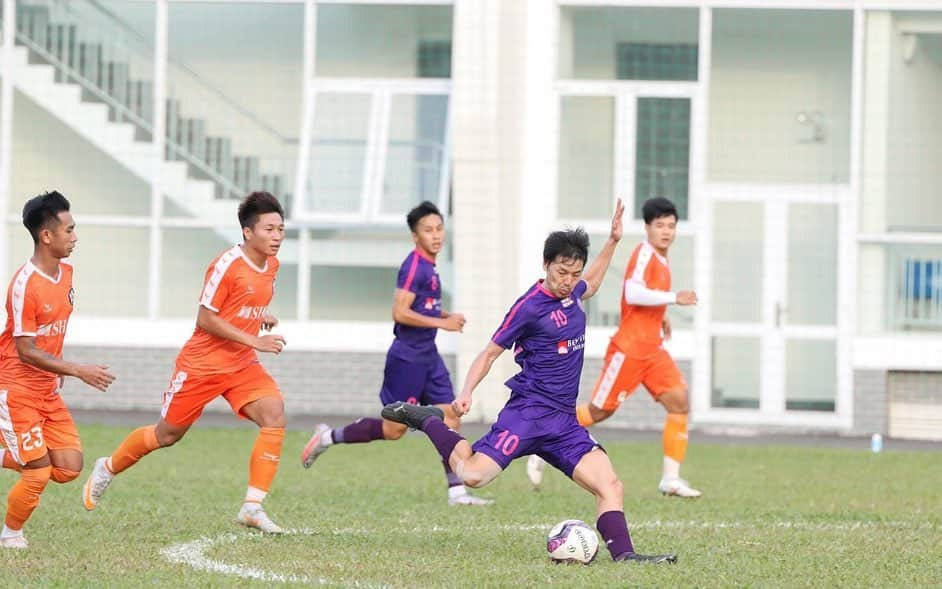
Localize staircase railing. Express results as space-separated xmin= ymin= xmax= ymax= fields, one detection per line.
xmin=11 ymin=0 xmax=294 ymax=207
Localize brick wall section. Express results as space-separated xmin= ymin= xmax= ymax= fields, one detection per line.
xmin=59 ymin=346 xmax=897 ymax=435
xmin=852 ymin=370 xmax=888 ymax=436
xmin=59 ymin=345 xmax=454 ymax=418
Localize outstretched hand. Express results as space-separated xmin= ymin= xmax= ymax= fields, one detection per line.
xmin=610 ymin=198 xmax=625 ymax=243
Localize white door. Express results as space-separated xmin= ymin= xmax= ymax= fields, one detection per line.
xmin=694 ymin=184 xmax=851 ymax=427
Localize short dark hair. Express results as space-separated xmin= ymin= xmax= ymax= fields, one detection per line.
xmin=406 ymin=201 xmax=443 ymax=232
xmin=642 ymin=197 xmax=678 ymax=224
xmin=543 ymin=227 xmax=590 ymax=266
xmin=22 ymin=191 xmax=71 ymax=244
xmin=238 ymin=191 xmax=284 ymax=229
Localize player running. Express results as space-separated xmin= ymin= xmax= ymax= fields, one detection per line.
xmin=0 ymin=191 xmax=115 ymax=549
xmin=527 ymin=197 xmax=700 ymax=497
xmin=82 ymin=192 xmax=289 ymax=533
xmin=382 ymin=199 xmax=677 ymax=564
xmin=301 ymin=201 xmax=491 ymax=506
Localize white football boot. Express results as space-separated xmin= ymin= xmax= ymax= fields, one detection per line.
xmin=0 ymin=535 xmax=28 ymax=549
xmin=526 ymin=455 xmax=546 ymax=488
xmin=301 ymin=424 xmax=332 ymax=469
xmin=658 ymin=478 xmax=702 ymax=498
xmin=82 ymin=457 xmax=115 ymax=511
xmin=448 ymin=487 xmax=495 ymax=506
xmin=237 ymin=503 xmax=285 ymax=534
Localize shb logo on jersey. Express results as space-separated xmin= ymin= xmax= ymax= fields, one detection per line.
xmin=557 ymin=334 xmax=586 ymax=354
xmin=561 ymin=297 xmax=574 ymax=308
xmin=236 ymin=305 xmax=268 ymax=319
xmin=37 ymin=319 xmax=68 ymax=337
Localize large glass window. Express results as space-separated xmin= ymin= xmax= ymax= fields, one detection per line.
xmin=316 ymin=4 xmax=453 ymax=78
xmin=709 ymin=9 xmax=852 ymax=184
xmin=306 ymin=93 xmax=372 ymax=216
xmin=167 ymin=1 xmax=301 ymax=211
xmin=380 ymin=94 xmax=449 ymax=216
xmin=559 ymin=7 xmax=699 ymax=80
xmin=557 ymin=96 xmax=614 ymax=220
xmin=635 ymin=98 xmax=690 ymax=219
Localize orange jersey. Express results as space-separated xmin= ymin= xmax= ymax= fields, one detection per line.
xmin=176 ymin=245 xmax=279 ymax=376
xmin=0 ymin=261 xmax=74 ymax=392
xmin=611 ymin=242 xmax=671 ymax=359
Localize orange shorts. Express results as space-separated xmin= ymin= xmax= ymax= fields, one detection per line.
xmin=589 ymin=341 xmax=686 ymax=412
xmin=0 ymin=385 xmax=81 ymax=465
xmin=160 ymin=361 xmax=281 ymax=427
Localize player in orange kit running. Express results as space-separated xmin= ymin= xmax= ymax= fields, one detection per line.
xmin=528 ymin=197 xmax=701 ymax=497
xmin=81 ymin=192 xmax=290 ymax=532
xmin=0 ymin=191 xmax=116 ymax=549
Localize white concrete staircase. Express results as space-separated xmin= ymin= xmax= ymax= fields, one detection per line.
xmin=8 ymin=45 xmax=237 ymax=223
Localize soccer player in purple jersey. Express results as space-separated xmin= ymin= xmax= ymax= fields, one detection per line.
xmin=382 ymin=199 xmax=677 ymax=564
xmin=301 ymin=201 xmax=492 ymax=506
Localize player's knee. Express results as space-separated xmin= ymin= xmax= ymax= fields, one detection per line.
xmin=596 ymin=476 xmax=623 ymax=504
xmin=462 ymin=474 xmax=487 ymax=489
xmin=156 ymin=428 xmax=185 ymax=447
xmin=50 ymin=466 xmax=80 ymax=484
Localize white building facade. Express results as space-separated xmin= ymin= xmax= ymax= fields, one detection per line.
xmin=1 ymin=0 xmax=941 ymax=439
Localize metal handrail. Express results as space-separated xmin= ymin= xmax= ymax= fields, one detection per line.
xmin=13 ymin=27 xmax=248 ymax=200
xmin=78 ymin=0 xmax=297 ymax=145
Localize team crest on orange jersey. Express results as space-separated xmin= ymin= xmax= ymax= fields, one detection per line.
xmin=68 ymin=287 xmax=74 ymax=306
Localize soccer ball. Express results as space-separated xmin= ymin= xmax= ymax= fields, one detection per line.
xmin=546 ymin=519 xmax=599 ymax=564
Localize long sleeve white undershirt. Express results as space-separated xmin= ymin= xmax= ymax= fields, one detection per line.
xmin=624 ymin=279 xmax=677 ymax=306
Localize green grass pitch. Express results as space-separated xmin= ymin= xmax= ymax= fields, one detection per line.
xmin=0 ymin=423 xmax=939 ymax=587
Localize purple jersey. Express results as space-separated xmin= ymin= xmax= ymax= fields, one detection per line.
xmin=491 ymin=279 xmax=588 ymax=412
xmin=393 ymin=249 xmax=442 ymax=352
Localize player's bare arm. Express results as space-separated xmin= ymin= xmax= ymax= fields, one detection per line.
xmin=14 ymin=335 xmax=114 ymax=392
xmin=582 ymin=198 xmax=625 ymax=300
xmin=393 ymin=288 xmax=465 ymax=332
xmin=452 ymin=342 xmax=504 ymax=416
xmin=196 ymin=305 xmax=285 ymax=354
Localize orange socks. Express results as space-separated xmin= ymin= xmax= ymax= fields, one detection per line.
xmin=109 ymin=425 xmax=160 ymax=475
xmin=5 ymin=466 xmax=51 ymax=531
xmin=576 ymin=404 xmax=596 ymax=427
xmin=663 ymin=413 xmax=689 ymax=463
xmin=247 ymin=427 xmax=284 ymax=495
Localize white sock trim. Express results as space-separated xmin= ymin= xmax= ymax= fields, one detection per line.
xmin=244 ymin=486 xmax=267 ymax=504
xmin=321 ymin=428 xmax=334 ymax=447
xmin=448 ymin=485 xmax=469 ymax=499
xmin=662 ymin=456 xmax=681 ymax=481
xmin=1 ymin=524 xmax=22 ymax=539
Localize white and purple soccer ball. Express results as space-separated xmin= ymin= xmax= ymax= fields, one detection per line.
xmin=546 ymin=519 xmax=600 ymax=564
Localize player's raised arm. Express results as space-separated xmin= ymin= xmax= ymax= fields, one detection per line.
xmin=582 ymin=198 xmax=625 ymax=300
xmin=452 ymin=341 xmax=505 ymax=416
xmin=392 ymin=288 xmax=465 ymax=332
xmin=14 ymin=336 xmax=115 ymax=392
xmin=196 ymin=305 xmax=285 ymax=354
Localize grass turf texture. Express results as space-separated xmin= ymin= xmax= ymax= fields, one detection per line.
xmin=0 ymin=423 xmax=939 ymax=587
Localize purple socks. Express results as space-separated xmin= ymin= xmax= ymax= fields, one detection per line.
xmin=597 ymin=511 xmax=635 ymax=560
xmin=421 ymin=416 xmax=464 ymax=465
xmin=333 ymin=418 xmax=385 ymax=444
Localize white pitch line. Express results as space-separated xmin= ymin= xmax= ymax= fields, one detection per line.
xmin=162 ymin=519 xmax=937 ymax=585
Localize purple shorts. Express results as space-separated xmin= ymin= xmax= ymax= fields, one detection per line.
xmin=471 ymin=397 xmax=603 ymax=478
xmin=378 ymin=340 xmax=455 ymax=406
